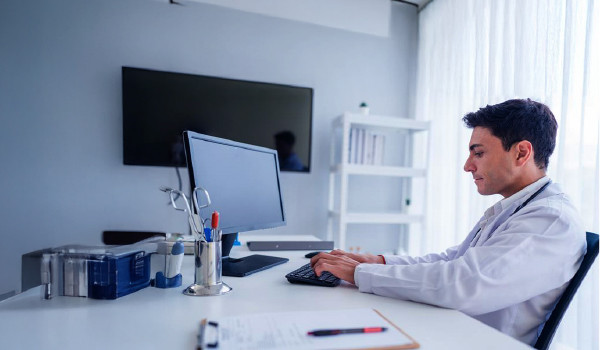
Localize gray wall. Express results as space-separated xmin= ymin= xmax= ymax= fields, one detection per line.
xmin=0 ymin=0 xmax=417 ymax=295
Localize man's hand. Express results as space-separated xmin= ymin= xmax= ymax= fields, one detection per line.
xmin=309 ymin=250 xmax=384 ymax=284
xmin=326 ymin=250 xmax=384 ymax=264
xmin=310 ymin=252 xmax=360 ymax=284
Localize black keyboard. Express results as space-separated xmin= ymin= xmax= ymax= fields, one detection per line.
xmin=285 ymin=263 xmax=341 ymax=287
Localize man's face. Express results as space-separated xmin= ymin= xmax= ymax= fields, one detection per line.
xmin=463 ymin=127 xmax=517 ymax=197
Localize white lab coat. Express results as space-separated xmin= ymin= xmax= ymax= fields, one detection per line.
xmin=354 ymin=177 xmax=586 ymax=346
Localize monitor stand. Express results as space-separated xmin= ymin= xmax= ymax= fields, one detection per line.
xmin=221 ymin=233 xmax=288 ymax=277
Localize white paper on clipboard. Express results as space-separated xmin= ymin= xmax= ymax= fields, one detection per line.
xmin=198 ymin=308 xmax=419 ymax=350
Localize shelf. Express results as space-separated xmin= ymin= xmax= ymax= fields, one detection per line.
xmin=328 ymin=111 xmax=429 ymax=252
xmin=329 ymin=211 xmax=423 ymax=224
xmin=331 ymin=164 xmax=426 ymax=177
xmin=334 ymin=112 xmax=430 ymax=131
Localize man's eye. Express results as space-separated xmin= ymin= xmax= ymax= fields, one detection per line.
xmin=474 ymin=152 xmax=483 ymax=157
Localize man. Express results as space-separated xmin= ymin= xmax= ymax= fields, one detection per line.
xmin=274 ymin=130 xmax=305 ymax=171
xmin=311 ymin=98 xmax=586 ymax=346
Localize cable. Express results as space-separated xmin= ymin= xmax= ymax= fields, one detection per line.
xmin=167 ymin=166 xmax=183 ymax=205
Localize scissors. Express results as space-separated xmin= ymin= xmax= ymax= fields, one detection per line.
xmin=160 ymin=186 xmax=211 ymax=241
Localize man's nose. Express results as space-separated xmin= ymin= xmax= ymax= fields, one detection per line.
xmin=464 ymin=157 xmax=474 ymax=173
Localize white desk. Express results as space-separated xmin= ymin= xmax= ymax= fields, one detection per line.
xmin=0 ymin=235 xmax=531 ymax=349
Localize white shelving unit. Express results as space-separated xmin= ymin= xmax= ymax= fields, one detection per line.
xmin=327 ymin=112 xmax=430 ymax=254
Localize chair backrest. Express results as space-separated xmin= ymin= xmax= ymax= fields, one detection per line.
xmin=534 ymin=231 xmax=599 ymax=350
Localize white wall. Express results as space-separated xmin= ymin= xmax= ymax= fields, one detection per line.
xmin=0 ymin=0 xmax=417 ymax=295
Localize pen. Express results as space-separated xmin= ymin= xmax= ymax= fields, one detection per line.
xmin=307 ymin=327 xmax=387 ymax=336
xmin=211 ymin=211 xmax=219 ymax=242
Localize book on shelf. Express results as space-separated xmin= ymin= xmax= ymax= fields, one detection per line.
xmin=348 ymin=127 xmax=385 ymax=166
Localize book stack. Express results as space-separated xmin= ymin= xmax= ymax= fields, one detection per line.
xmin=348 ymin=127 xmax=385 ymax=165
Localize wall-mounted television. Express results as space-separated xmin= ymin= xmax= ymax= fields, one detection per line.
xmin=122 ymin=67 xmax=313 ymax=172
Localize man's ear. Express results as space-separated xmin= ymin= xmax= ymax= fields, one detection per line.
xmin=514 ymin=140 xmax=533 ymax=166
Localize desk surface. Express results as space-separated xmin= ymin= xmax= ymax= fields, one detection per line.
xmin=0 ymin=235 xmax=531 ymax=349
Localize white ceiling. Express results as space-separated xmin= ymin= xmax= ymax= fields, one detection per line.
xmin=178 ymin=0 xmax=432 ymax=36
xmin=186 ymin=0 xmax=393 ymax=36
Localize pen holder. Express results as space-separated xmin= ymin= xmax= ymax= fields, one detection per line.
xmin=183 ymin=240 xmax=231 ymax=296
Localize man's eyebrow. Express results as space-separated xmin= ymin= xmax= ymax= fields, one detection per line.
xmin=469 ymin=144 xmax=483 ymax=151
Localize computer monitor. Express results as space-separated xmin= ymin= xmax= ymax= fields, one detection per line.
xmin=183 ymin=131 xmax=289 ymax=276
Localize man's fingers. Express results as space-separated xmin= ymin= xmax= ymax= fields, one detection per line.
xmin=312 ymin=258 xmax=358 ymax=284
xmin=313 ymin=255 xmax=352 ymax=270
xmin=312 ymin=253 xmax=357 ymax=265
xmin=310 ymin=252 xmax=331 ymax=267
xmin=313 ymin=261 xmax=342 ymax=277
xmin=329 ymin=249 xmax=347 ymax=256
xmin=312 ymin=260 xmax=330 ymax=276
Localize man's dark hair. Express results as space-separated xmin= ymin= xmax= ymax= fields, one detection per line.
xmin=274 ymin=131 xmax=296 ymax=146
xmin=462 ymin=98 xmax=558 ymax=170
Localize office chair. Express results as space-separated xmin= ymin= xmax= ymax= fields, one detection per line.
xmin=534 ymin=231 xmax=599 ymax=350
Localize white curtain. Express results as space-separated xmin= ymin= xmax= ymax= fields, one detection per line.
xmin=414 ymin=1 xmax=599 ymax=349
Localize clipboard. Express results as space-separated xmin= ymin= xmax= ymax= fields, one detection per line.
xmin=197 ymin=308 xmax=419 ymax=350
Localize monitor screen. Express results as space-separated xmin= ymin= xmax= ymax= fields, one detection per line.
xmin=122 ymin=67 xmax=313 ymax=172
xmin=184 ymin=131 xmax=286 ymax=234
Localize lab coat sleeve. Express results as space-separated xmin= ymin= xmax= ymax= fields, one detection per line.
xmin=354 ymin=202 xmax=585 ymax=316
xmin=383 ymin=244 xmax=462 ymax=265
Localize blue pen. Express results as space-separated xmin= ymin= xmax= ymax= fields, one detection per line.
xmin=204 ymin=228 xmax=212 ymax=242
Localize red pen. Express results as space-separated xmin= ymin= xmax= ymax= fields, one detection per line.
xmin=211 ymin=211 xmax=219 ymax=242
xmin=307 ymin=327 xmax=387 ymax=336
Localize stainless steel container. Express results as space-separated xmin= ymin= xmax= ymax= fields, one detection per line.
xmin=183 ymin=240 xmax=231 ymax=296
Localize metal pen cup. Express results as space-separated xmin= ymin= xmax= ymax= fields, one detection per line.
xmin=183 ymin=240 xmax=231 ymax=296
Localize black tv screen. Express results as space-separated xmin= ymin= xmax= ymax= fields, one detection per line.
xmin=122 ymin=67 xmax=313 ymax=172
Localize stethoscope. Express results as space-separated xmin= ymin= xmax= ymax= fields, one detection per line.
xmin=470 ymin=180 xmax=552 ymax=246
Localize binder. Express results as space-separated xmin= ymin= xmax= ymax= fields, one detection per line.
xmin=197 ymin=308 xmax=419 ymax=349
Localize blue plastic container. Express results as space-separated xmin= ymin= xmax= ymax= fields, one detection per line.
xmin=87 ymin=251 xmax=151 ymax=299
xmin=42 ymin=243 xmax=156 ymax=300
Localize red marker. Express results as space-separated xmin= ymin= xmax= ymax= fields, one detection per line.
xmin=211 ymin=211 xmax=219 ymax=229
xmin=211 ymin=211 xmax=219 ymax=242
xmin=307 ymin=327 xmax=387 ymax=336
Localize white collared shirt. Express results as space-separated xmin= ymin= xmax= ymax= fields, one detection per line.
xmin=354 ymin=177 xmax=586 ymax=346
